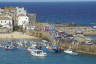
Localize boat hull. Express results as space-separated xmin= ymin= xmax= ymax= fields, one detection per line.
xmin=31 ymin=53 xmax=47 ymax=56
xmin=64 ymin=52 xmax=78 ymax=55
xmin=46 ymin=48 xmax=55 ymax=53
xmin=46 ymin=48 xmax=62 ymax=53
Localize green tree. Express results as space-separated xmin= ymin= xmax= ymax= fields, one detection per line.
xmin=13 ymin=26 xmax=22 ymax=31
xmin=0 ymin=24 xmax=2 ymax=27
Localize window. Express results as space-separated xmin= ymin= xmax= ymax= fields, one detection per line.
xmin=5 ymin=21 xmax=6 ymax=23
xmin=1 ymin=21 xmax=2 ymax=23
xmin=22 ymin=21 xmax=23 ymax=23
xmin=9 ymin=21 xmax=11 ymax=24
xmin=19 ymin=10 xmax=21 ymax=12
xmin=26 ymin=18 xmax=27 ymax=19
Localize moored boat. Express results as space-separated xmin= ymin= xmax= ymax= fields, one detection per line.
xmin=64 ymin=50 xmax=78 ymax=55
xmin=30 ymin=49 xmax=47 ymax=56
xmin=4 ymin=45 xmax=18 ymax=50
xmin=46 ymin=45 xmax=63 ymax=53
xmin=27 ymin=47 xmax=35 ymax=53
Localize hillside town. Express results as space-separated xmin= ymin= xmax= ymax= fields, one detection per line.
xmin=0 ymin=7 xmax=36 ymax=32
xmin=0 ymin=7 xmax=96 ymax=35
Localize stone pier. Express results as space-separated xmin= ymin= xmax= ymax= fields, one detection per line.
xmin=26 ymin=30 xmax=56 ymax=44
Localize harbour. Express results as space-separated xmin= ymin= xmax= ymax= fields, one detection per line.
xmin=0 ymin=39 xmax=95 ymax=64
xmin=0 ymin=1 xmax=96 ymax=64
xmin=0 ymin=40 xmax=96 ymax=64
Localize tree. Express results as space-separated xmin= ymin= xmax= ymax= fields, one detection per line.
xmin=0 ymin=24 xmax=2 ymax=27
xmin=13 ymin=26 xmax=21 ymax=31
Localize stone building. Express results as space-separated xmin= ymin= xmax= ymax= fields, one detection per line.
xmin=16 ymin=7 xmax=27 ymax=16
xmin=0 ymin=16 xmax=13 ymax=29
xmin=0 ymin=7 xmax=27 ymax=26
xmin=27 ymin=13 xmax=36 ymax=24
xmin=17 ymin=14 xmax=29 ymax=28
xmin=0 ymin=16 xmax=13 ymax=32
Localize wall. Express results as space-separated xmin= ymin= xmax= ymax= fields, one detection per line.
xmin=17 ymin=16 xmax=29 ymax=26
xmin=0 ymin=20 xmax=12 ymax=29
xmin=16 ymin=7 xmax=26 ymax=16
xmin=55 ymin=26 xmax=96 ymax=35
xmin=26 ymin=30 xmax=56 ymax=44
xmin=27 ymin=13 xmax=36 ymax=23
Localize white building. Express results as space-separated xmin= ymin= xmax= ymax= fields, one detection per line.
xmin=0 ymin=16 xmax=13 ymax=29
xmin=16 ymin=7 xmax=27 ymax=16
xmin=17 ymin=14 xmax=29 ymax=28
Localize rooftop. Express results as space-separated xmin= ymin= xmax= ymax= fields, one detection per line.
xmin=4 ymin=7 xmax=15 ymax=10
xmin=0 ymin=16 xmax=12 ymax=20
xmin=17 ymin=14 xmax=26 ymax=17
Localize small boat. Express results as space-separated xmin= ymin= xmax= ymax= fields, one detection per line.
xmin=24 ymin=44 xmax=28 ymax=47
xmin=64 ymin=50 xmax=78 ymax=55
xmin=27 ymin=47 xmax=35 ymax=53
xmin=30 ymin=49 xmax=47 ymax=56
xmin=4 ymin=45 xmax=18 ymax=50
xmin=46 ymin=47 xmax=55 ymax=53
xmin=27 ymin=44 xmax=42 ymax=53
xmin=46 ymin=45 xmax=63 ymax=53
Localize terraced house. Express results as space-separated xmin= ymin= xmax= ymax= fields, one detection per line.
xmin=0 ymin=7 xmax=36 ymax=30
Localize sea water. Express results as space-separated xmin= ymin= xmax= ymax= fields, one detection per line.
xmin=0 ymin=39 xmax=96 ymax=64
xmin=0 ymin=2 xmax=96 ymax=26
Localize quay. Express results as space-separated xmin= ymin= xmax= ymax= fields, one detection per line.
xmin=60 ymin=43 xmax=96 ymax=55
xmin=55 ymin=26 xmax=96 ymax=35
xmin=26 ymin=30 xmax=56 ymax=44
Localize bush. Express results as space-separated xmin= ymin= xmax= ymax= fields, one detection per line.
xmin=0 ymin=24 xmax=2 ymax=27
xmin=13 ymin=26 xmax=23 ymax=31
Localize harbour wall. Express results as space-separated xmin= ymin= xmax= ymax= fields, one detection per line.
xmin=55 ymin=26 xmax=96 ymax=35
xmin=60 ymin=43 xmax=96 ymax=55
xmin=26 ymin=30 xmax=56 ymax=44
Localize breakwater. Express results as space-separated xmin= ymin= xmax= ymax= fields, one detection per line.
xmin=55 ymin=26 xmax=96 ymax=35
xmin=60 ymin=43 xmax=96 ymax=55
xmin=26 ymin=30 xmax=56 ymax=44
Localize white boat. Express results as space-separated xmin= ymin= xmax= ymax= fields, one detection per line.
xmin=27 ymin=47 xmax=34 ymax=53
xmin=27 ymin=43 xmax=39 ymax=53
xmin=64 ymin=50 xmax=78 ymax=55
xmin=30 ymin=49 xmax=47 ymax=56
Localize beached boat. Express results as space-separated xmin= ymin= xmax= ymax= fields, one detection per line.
xmin=64 ymin=50 xmax=78 ymax=55
xmin=46 ymin=45 xmax=63 ymax=53
xmin=30 ymin=49 xmax=47 ymax=56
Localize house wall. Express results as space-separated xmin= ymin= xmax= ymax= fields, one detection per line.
xmin=16 ymin=7 xmax=27 ymax=16
xmin=0 ymin=20 xmax=12 ymax=28
xmin=17 ymin=16 xmax=29 ymax=26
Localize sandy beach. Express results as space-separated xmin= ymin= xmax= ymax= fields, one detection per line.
xmin=0 ymin=32 xmax=41 ymax=40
